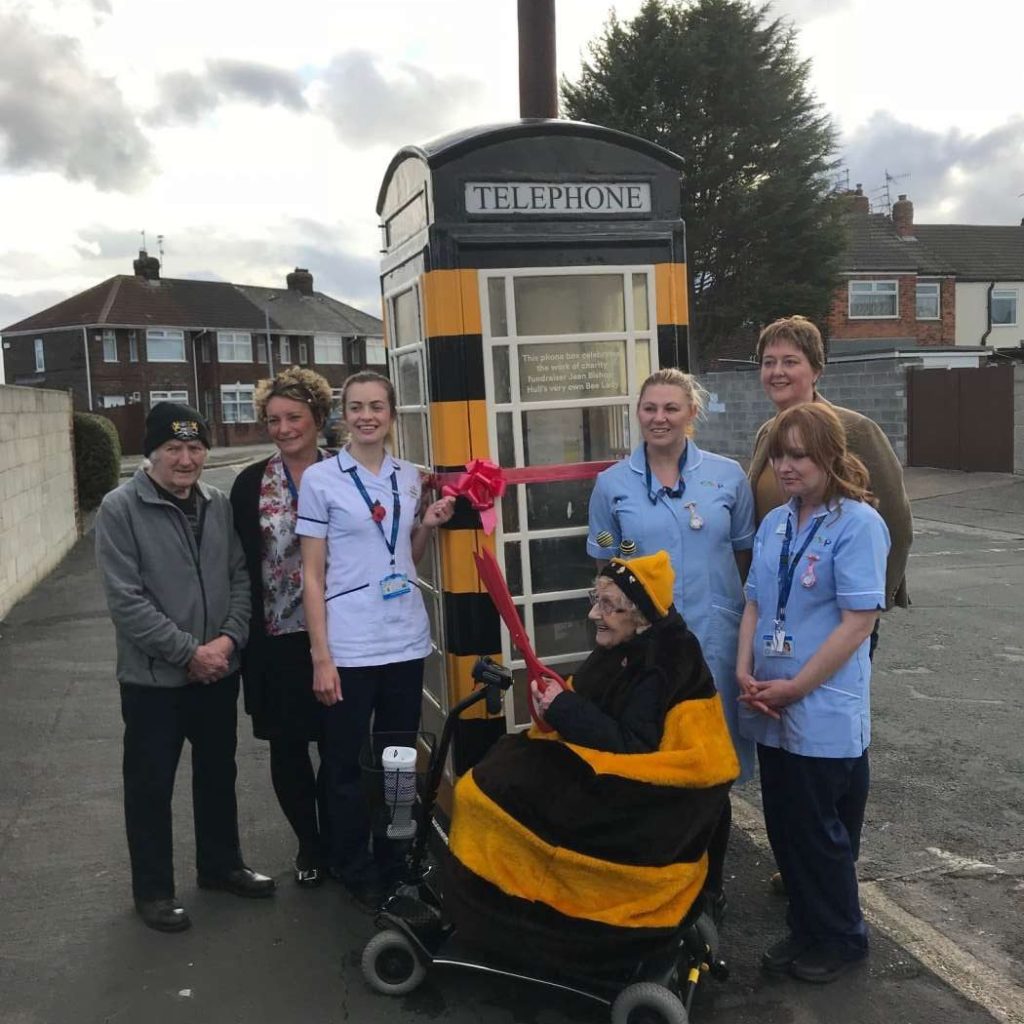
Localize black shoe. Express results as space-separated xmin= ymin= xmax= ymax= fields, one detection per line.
xmin=197 ymin=866 xmax=276 ymax=898
xmin=789 ymin=944 xmax=867 ymax=984
xmin=761 ymin=933 xmax=811 ymax=973
xmin=294 ymin=855 xmax=324 ymax=888
xmin=135 ymin=897 xmax=191 ymax=933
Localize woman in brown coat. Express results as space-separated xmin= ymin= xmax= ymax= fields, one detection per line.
xmin=749 ymin=316 xmax=912 ymax=616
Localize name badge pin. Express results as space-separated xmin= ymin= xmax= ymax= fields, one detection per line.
xmin=684 ymin=501 xmax=704 ymax=530
xmin=801 ymin=554 xmax=819 ymax=588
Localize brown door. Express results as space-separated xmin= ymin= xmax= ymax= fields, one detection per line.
xmin=96 ymin=404 xmax=146 ymax=455
xmin=908 ymin=364 xmax=1013 ymax=472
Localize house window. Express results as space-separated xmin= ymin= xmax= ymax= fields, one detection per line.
xmin=128 ymin=331 xmax=138 ymax=362
xmin=217 ymin=331 xmax=253 ymax=363
xmin=916 ymin=282 xmax=940 ymax=320
xmin=298 ymin=341 xmax=308 ymax=364
xmin=201 ymin=337 xmax=211 ymax=363
xmin=366 ymin=336 xmax=386 ymax=365
xmin=102 ymin=329 xmax=118 ymax=362
xmin=280 ymin=336 xmax=291 ymax=364
xmin=221 ymin=384 xmax=256 ymax=423
xmin=147 ymin=328 xmax=186 ymax=362
xmin=203 ymin=389 xmax=215 ymax=423
xmin=149 ymin=389 xmax=189 ymax=406
xmin=314 ymin=333 xmax=344 ymax=364
xmin=991 ymin=289 xmax=1018 ymax=326
xmin=256 ymin=338 xmax=269 ymax=363
xmin=849 ymin=280 xmax=898 ymax=318
xmin=34 ymin=338 xmax=45 ymax=371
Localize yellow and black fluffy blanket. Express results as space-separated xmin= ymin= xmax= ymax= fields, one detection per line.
xmin=446 ymin=611 xmax=739 ymax=976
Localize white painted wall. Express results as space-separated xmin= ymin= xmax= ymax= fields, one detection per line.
xmin=0 ymin=385 xmax=78 ymax=620
xmin=955 ymin=281 xmax=1024 ymax=348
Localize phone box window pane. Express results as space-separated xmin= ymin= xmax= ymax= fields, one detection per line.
xmin=393 ymin=289 xmax=421 ymax=346
xmin=534 ymin=597 xmax=593 ymax=659
xmin=518 ymin=341 xmax=626 ymax=402
xmin=632 ymin=274 xmax=650 ymax=330
xmin=511 ymin=661 xmax=582 ymax=724
xmin=636 ymin=340 xmax=651 ymax=383
xmin=400 ymin=412 xmax=427 ymax=466
xmin=522 ymin=406 xmax=628 ymax=466
xmin=488 ymin=278 xmax=508 ymax=337
xmin=397 ymin=352 xmax=423 ymax=405
xmin=492 ymin=346 xmax=511 ymax=404
xmin=514 ymin=275 xmax=625 ymax=335
xmin=416 ymin=543 xmax=437 ymax=588
xmin=526 ymin=477 xmax=595 ymax=530
xmin=504 ymin=541 xmax=523 ymax=596
xmin=501 ymin=484 xmax=520 ymax=533
xmin=496 ymin=411 xmax=515 ymax=466
xmin=529 ymin=537 xmax=594 ymax=594
xmin=422 ymin=680 xmax=446 ymax=731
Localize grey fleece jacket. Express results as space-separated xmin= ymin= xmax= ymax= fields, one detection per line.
xmin=94 ymin=469 xmax=250 ymax=687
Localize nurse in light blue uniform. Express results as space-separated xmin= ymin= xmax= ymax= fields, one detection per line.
xmin=737 ymin=402 xmax=889 ymax=984
xmin=588 ymin=370 xmax=756 ymax=780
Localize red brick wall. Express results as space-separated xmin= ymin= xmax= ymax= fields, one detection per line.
xmin=827 ymin=275 xmax=955 ymax=347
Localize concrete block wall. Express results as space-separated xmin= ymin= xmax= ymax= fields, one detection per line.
xmin=0 ymin=385 xmax=78 ymax=621
xmin=1015 ymin=366 xmax=1024 ymax=476
xmin=695 ymin=359 xmax=914 ymax=464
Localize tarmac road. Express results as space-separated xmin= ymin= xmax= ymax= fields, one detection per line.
xmin=0 ymin=463 xmax=1021 ymax=1024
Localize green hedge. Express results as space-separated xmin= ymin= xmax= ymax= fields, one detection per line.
xmin=74 ymin=412 xmax=121 ymax=510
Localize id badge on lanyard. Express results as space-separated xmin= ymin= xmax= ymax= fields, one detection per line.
xmin=769 ymin=513 xmax=824 ymax=658
xmin=346 ymin=464 xmax=410 ymax=600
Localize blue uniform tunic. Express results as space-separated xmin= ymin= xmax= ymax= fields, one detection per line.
xmin=587 ymin=441 xmax=756 ymax=780
xmin=740 ymin=497 xmax=890 ymax=758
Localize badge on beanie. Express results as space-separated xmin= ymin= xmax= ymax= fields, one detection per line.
xmin=170 ymin=420 xmax=201 ymax=441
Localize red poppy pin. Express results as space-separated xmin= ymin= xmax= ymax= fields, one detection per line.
xmin=370 ymin=500 xmax=386 ymax=523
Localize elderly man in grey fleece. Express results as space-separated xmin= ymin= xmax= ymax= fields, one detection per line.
xmin=95 ymin=401 xmax=274 ymax=932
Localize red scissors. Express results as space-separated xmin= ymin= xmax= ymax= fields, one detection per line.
xmin=473 ymin=548 xmax=566 ymax=732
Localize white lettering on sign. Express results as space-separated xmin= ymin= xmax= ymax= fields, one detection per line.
xmin=465 ymin=181 xmax=652 ymax=215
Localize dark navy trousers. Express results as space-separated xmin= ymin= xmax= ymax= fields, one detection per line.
xmin=320 ymin=658 xmax=423 ymax=878
xmin=120 ymin=674 xmax=243 ymax=902
xmin=758 ymin=744 xmax=870 ymax=954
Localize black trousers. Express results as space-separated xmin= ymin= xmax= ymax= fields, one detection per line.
xmin=758 ymin=744 xmax=869 ymax=954
xmin=120 ymin=674 xmax=243 ymax=902
xmin=320 ymin=659 xmax=423 ymax=878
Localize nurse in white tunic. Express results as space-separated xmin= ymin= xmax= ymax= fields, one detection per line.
xmin=298 ymin=372 xmax=454 ymax=903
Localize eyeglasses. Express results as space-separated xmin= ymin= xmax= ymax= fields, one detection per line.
xmin=587 ymin=590 xmax=631 ymax=616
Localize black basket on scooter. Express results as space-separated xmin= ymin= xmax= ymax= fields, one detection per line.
xmin=359 ymin=732 xmax=436 ymax=840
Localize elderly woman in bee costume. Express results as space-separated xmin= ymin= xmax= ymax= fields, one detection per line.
xmin=587 ymin=369 xmax=755 ymax=913
xmin=447 ymin=552 xmax=738 ymax=975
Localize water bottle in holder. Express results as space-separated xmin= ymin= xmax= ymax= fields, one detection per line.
xmin=382 ymin=745 xmax=418 ymax=840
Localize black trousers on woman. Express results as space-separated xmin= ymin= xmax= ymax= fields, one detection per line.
xmin=320 ymin=658 xmax=424 ymax=881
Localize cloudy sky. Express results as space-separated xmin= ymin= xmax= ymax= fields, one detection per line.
xmin=1 ymin=0 xmax=1022 ymax=331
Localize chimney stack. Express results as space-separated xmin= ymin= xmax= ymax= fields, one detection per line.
xmin=286 ymin=267 xmax=314 ymax=295
xmin=849 ymin=184 xmax=870 ymax=214
xmin=892 ymin=194 xmax=915 ymax=238
xmin=133 ymin=249 xmax=160 ymax=280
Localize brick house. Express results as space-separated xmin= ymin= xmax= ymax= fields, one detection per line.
xmin=829 ymin=188 xmax=1024 ymax=353
xmin=1 ymin=254 xmax=384 ymax=451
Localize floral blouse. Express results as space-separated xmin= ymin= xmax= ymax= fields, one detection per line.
xmin=259 ymin=452 xmax=323 ymax=636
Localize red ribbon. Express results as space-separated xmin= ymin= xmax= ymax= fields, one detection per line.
xmin=426 ymin=457 xmax=614 ymax=535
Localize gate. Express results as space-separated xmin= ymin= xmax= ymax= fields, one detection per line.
xmin=907 ymin=364 xmax=1013 ymax=472
xmin=97 ymin=403 xmax=146 ymax=455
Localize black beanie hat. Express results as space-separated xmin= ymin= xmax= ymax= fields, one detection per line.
xmin=143 ymin=402 xmax=212 ymax=456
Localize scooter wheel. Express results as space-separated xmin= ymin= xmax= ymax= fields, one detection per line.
xmin=611 ymin=981 xmax=689 ymax=1024
xmin=361 ymin=929 xmax=426 ymax=996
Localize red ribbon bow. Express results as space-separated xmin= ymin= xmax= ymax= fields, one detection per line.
xmin=440 ymin=458 xmax=506 ymax=535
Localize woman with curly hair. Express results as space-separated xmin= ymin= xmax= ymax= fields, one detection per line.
xmin=230 ymin=366 xmax=334 ymax=887
xmin=737 ymin=402 xmax=890 ymax=983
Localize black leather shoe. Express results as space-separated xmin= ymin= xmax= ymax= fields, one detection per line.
xmin=294 ymin=857 xmax=324 ymax=888
xmin=197 ymin=866 xmax=276 ymax=898
xmin=135 ymin=897 xmax=191 ymax=932
xmin=789 ymin=944 xmax=867 ymax=983
xmin=761 ymin=933 xmax=811 ymax=973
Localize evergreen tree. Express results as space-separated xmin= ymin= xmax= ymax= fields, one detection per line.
xmin=562 ymin=0 xmax=845 ymax=361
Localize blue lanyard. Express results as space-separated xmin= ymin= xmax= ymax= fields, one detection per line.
xmin=775 ymin=512 xmax=825 ymax=625
xmin=344 ymin=464 xmax=401 ymax=564
xmin=643 ymin=443 xmax=687 ymax=504
xmin=282 ymin=462 xmax=299 ymax=504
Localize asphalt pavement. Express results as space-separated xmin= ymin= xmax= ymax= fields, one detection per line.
xmin=0 ymin=464 xmax=1021 ymax=1024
